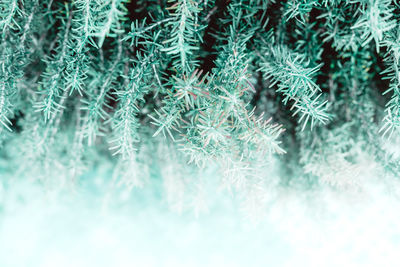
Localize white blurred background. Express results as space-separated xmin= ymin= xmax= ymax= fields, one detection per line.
xmin=1 ymin=164 xmax=400 ymax=267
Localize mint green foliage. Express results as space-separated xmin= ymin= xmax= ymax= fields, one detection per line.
xmin=260 ymin=46 xmax=330 ymax=130
xmin=161 ymin=0 xmax=202 ymax=73
xmin=94 ymin=0 xmax=129 ymax=48
xmin=0 ymin=0 xmax=22 ymax=36
xmin=352 ymin=0 xmax=396 ymax=52
xmin=284 ymin=0 xmax=319 ymax=21
xmin=2 ymin=0 xmax=400 ymax=197
xmin=381 ymin=25 xmax=400 ymax=137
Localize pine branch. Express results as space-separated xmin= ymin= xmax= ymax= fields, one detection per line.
xmin=161 ymin=0 xmax=203 ymax=74
xmin=93 ymin=0 xmax=128 ymax=48
xmin=0 ymin=0 xmax=22 ymax=37
xmin=380 ymin=26 xmax=400 ymax=137
xmin=351 ymin=0 xmax=396 ymax=52
xmin=110 ymin=49 xmax=154 ymax=158
xmin=260 ymin=46 xmax=331 ymax=130
xmin=35 ymin=7 xmax=73 ymax=122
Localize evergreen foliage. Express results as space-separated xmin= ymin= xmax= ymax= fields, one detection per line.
xmin=2 ymin=0 xmax=400 ymax=210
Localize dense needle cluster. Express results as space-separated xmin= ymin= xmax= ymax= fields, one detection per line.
xmin=1 ymin=0 xmax=400 ymax=207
